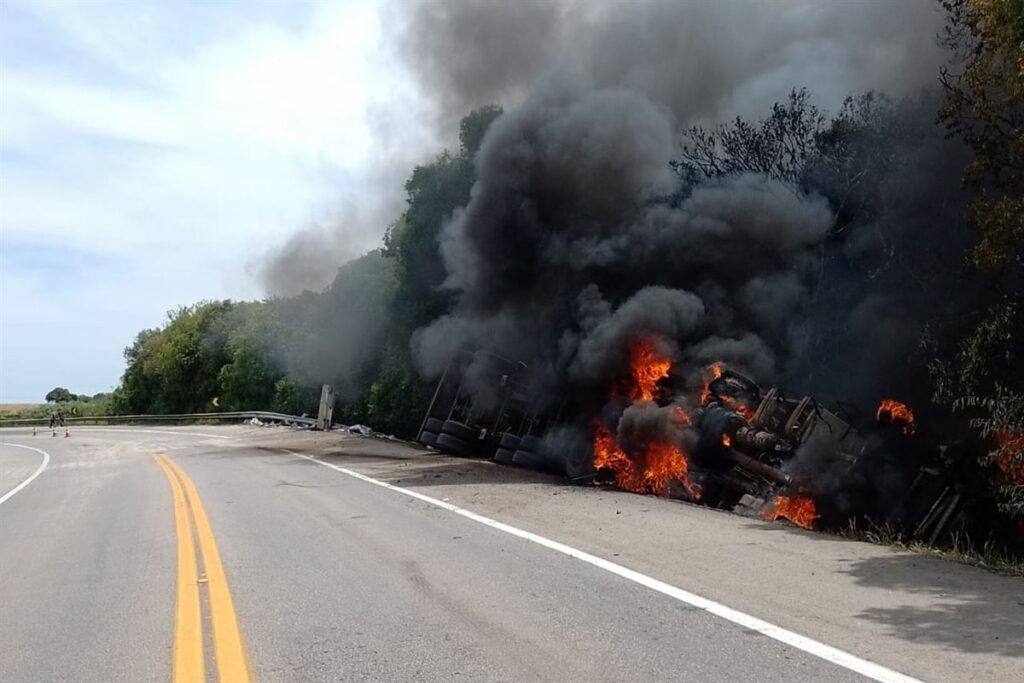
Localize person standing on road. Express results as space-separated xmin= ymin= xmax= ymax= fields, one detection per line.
xmin=50 ymin=408 xmax=69 ymax=437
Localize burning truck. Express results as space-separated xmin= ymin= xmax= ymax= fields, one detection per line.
xmin=417 ymin=337 xmax=965 ymax=538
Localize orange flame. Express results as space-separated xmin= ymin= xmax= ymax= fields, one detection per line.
xmin=700 ymin=363 xmax=755 ymax=419
xmin=722 ymin=394 xmax=756 ymax=421
xmin=762 ymin=495 xmax=819 ymax=529
xmin=593 ymin=422 xmax=700 ymax=498
xmin=592 ymin=337 xmax=700 ymax=499
xmin=700 ymin=363 xmax=723 ymax=405
xmin=721 ymin=434 xmax=731 ymax=447
xmin=994 ymin=432 xmax=1024 ymax=485
xmin=629 ymin=338 xmax=671 ymax=401
xmin=876 ymin=399 xmax=915 ymax=434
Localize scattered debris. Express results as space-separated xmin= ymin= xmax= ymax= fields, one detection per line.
xmin=347 ymin=424 xmax=374 ymax=435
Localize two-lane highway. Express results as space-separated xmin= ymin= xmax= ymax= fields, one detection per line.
xmin=1 ymin=427 xmax=1020 ymax=682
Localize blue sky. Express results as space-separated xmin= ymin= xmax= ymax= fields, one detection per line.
xmin=0 ymin=0 xmax=434 ymax=402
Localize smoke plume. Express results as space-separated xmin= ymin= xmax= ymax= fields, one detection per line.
xmin=391 ymin=0 xmax=977 ymax=516
xmin=395 ymin=0 xmax=946 ymax=130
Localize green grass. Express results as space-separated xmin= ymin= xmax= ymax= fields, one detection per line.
xmin=841 ymin=520 xmax=1024 ymax=577
xmin=908 ymin=533 xmax=1024 ymax=577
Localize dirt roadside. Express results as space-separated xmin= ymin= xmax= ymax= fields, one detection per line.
xmin=214 ymin=426 xmax=1023 ymax=683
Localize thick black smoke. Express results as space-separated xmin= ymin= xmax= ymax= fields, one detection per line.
xmin=395 ymin=0 xmax=946 ymax=131
xmin=412 ymin=76 xmax=837 ymax=404
xmin=396 ymin=0 xmax=975 ymax=510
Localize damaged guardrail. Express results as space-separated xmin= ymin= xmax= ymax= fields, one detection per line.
xmin=0 ymin=410 xmax=320 ymax=428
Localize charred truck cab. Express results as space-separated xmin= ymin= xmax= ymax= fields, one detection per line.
xmin=695 ymin=368 xmax=868 ymax=513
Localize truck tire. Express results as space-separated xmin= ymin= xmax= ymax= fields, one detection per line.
xmin=424 ymin=418 xmax=445 ymax=434
xmin=442 ymin=420 xmax=480 ymax=442
xmin=493 ymin=448 xmax=515 ymax=465
xmin=419 ymin=430 xmax=439 ymax=448
xmin=499 ymin=432 xmax=521 ymax=451
xmin=436 ymin=433 xmax=476 ymax=458
xmin=512 ymin=449 xmax=547 ymax=471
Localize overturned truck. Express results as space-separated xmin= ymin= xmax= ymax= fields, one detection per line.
xmin=417 ymin=350 xmax=976 ymax=543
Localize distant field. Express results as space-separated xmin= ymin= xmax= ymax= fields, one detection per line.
xmin=0 ymin=404 xmax=41 ymax=415
xmin=2 ymin=399 xmax=112 ymax=420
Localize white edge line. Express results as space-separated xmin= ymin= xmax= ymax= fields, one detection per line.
xmin=0 ymin=443 xmax=51 ymax=506
xmin=286 ymin=449 xmax=922 ymax=683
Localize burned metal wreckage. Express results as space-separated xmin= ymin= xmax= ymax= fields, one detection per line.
xmin=417 ymin=345 xmax=977 ymax=543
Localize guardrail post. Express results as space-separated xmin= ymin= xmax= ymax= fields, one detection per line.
xmin=317 ymin=384 xmax=335 ymax=431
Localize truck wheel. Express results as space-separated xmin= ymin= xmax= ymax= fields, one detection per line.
xmin=424 ymin=418 xmax=445 ymax=434
xmin=419 ymin=430 xmax=439 ymax=448
xmin=512 ymin=449 xmax=546 ymax=471
xmin=493 ymin=448 xmax=515 ymax=465
xmin=436 ymin=433 xmax=476 ymax=458
xmin=499 ymin=432 xmax=521 ymax=451
xmin=442 ymin=420 xmax=480 ymax=442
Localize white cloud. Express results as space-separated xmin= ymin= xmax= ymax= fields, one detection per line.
xmin=0 ymin=0 xmax=435 ymax=401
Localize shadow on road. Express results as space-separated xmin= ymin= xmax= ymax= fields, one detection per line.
xmin=736 ymin=519 xmax=1024 ymax=657
xmin=843 ymin=553 xmax=1024 ymax=657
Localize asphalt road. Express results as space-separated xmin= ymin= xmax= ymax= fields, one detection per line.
xmin=1 ymin=426 xmax=1020 ymax=682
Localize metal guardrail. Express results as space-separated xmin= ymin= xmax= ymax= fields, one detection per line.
xmin=0 ymin=410 xmax=320 ymax=428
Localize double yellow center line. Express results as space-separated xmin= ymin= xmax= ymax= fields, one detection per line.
xmin=154 ymin=453 xmax=252 ymax=683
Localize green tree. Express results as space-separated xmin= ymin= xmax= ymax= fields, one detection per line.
xmin=215 ymin=301 xmax=282 ymax=410
xmin=111 ymin=302 xmax=235 ymax=414
xmin=933 ymin=0 xmax=1024 ymax=518
xmin=458 ymin=104 xmax=503 ymax=158
xmin=270 ymin=376 xmax=316 ymax=415
xmin=218 ymin=341 xmax=273 ymax=410
xmin=44 ymin=387 xmax=72 ymax=403
xmin=939 ymin=0 xmax=1024 ymax=270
